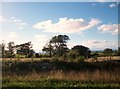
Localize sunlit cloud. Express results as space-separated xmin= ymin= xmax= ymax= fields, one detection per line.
xmin=9 ymin=17 xmax=28 ymax=29
xmin=67 ymin=39 xmax=117 ymax=50
xmin=33 ymin=17 xmax=101 ymax=34
xmin=109 ymin=3 xmax=117 ymax=8
xmin=81 ymin=40 xmax=117 ymax=50
xmin=98 ymin=24 xmax=118 ymax=35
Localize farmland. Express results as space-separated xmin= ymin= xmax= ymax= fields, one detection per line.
xmin=2 ymin=56 xmax=120 ymax=88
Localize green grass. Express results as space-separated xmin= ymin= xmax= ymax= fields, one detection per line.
xmin=2 ymin=79 xmax=120 ymax=88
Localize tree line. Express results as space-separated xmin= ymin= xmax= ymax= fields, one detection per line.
xmin=0 ymin=35 xmax=120 ymax=61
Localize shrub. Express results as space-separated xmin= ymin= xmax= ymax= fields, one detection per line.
xmin=67 ymin=50 xmax=78 ymax=58
xmin=76 ymin=56 xmax=85 ymax=62
xmin=51 ymin=55 xmax=59 ymax=62
xmin=15 ymin=54 xmax=26 ymax=58
xmin=41 ymin=54 xmax=50 ymax=58
xmin=35 ymin=53 xmax=40 ymax=58
xmin=27 ymin=53 xmax=33 ymax=58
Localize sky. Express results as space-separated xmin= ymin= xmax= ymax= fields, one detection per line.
xmin=0 ymin=1 xmax=119 ymax=52
xmin=1 ymin=0 xmax=120 ymax=2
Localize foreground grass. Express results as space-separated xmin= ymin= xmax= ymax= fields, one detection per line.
xmin=2 ymin=79 xmax=120 ymax=88
xmin=2 ymin=58 xmax=120 ymax=88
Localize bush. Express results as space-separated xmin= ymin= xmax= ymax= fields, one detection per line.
xmin=76 ymin=56 xmax=85 ymax=62
xmin=27 ymin=53 xmax=33 ymax=58
xmin=51 ymin=55 xmax=59 ymax=62
xmin=67 ymin=50 xmax=79 ymax=62
xmin=35 ymin=53 xmax=40 ymax=58
xmin=4 ymin=53 xmax=15 ymax=58
xmin=41 ymin=54 xmax=50 ymax=58
xmin=15 ymin=54 xmax=26 ymax=58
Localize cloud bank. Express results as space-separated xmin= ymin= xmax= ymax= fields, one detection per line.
xmin=33 ymin=17 xmax=101 ymax=34
xmin=98 ymin=24 xmax=118 ymax=35
xmin=68 ymin=40 xmax=117 ymax=50
xmin=81 ymin=40 xmax=117 ymax=50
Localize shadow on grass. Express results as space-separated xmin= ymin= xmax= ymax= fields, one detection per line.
xmin=2 ymin=59 xmax=120 ymax=73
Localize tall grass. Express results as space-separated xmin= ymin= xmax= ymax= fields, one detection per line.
xmin=3 ymin=69 xmax=120 ymax=83
xmin=2 ymin=57 xmax=120 ymax=87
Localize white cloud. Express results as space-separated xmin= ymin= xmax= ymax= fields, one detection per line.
xmin=81 ymin=40 xmax=117 ymax=50
xmin=9 ymin=17 xmax=28 ymax=29
xmin=98 ymin=24 xmax=118 ymax=35
xmin=33 ymin=17 xmax=101 ymax=34
xmin=67 ymin=39 xmax=117 ymax=50
xmin=18 ymin=27 xmax=23 ymax=29
xmin=109 ymin=3 xmax=116 ymax=8
xmin=0 ymin=16 xmax=7 ymax=23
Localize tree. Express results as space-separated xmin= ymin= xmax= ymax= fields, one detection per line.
xmin=0 ymin=41 xmax=5 ymax=58
xmin=27 ymin=49 xmax=35 ymax=58
xmin=35 ymin=53 xmax=40 ymax=58
xmin=14 ymin=41 xmax=34 ymax=57
xmin=50 ymin=35 xmax=69 ymax=57
xmin=103 ymin=48 xmax=113 ymax=60
xmin=91 ymin=52 xmax=99 ymax=62
xmin=67 ymin=50 xmax=79 ymax=60
xmin=7 ymin=42 xmax=15 ymax=58
xmin=71 ymin=45 xmax=91 ymax=58
xmin=42 ymin=42 xmax=53 ymax=58
xmin=43 ymin=35 xmax=70 ymax=58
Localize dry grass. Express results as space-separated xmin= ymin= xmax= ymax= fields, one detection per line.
xmin=3 ymin=69 xmax=120 ymax=83
xmin=1 ymin=56 xmax=120 ymax=62
xmin=2 ymin=56 xmax=120 ymax=84
xmin=86 ymin=56 xmax=120 ymax=62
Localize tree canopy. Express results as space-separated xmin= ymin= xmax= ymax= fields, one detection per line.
xmin=103 ymin=48 xmax=113 ymax=56
xmin=71 ymin=45 xmax=91 ymax=58
xmin=42 ymin=35 xmax=70 ymax=57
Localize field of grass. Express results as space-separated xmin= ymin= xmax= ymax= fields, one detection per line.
xmin=2 ymin=57 xmax=120 ymax=88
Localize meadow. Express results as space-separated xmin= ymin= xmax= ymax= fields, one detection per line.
xmin=2 ymin=57 xmax=120 ymax=88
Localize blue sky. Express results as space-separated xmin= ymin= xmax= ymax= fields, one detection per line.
xmin=0 ymin=2 xmax=119 ymax=52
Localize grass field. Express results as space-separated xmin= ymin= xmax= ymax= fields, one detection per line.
xmin=2 ymin=57 xmax=120 ymax=88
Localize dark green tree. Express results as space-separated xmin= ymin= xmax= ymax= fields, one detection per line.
xmin=42 ymin=42 xmax=53 ymax=58
xmin=51 ymin=35 xmax=69 ymax=57
xmin=7 ymin=42 xmax=15 ymax=58
xmin=67 ymin=50 xmax=79 ymax=59
xmin=0 ymin=41 xmax=5 ymax=58
xmin=14 ymin=41 xmax=34 ymax=57
xmin=43 ymin=35 xmax=70 ymax=58
xmin=35 ymin=53 xmax=40 ymax=58
xmin=103 ymin=48 xmax=113 ymax=60
xmin=71 ymin=45 xmax=91 ymax=58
